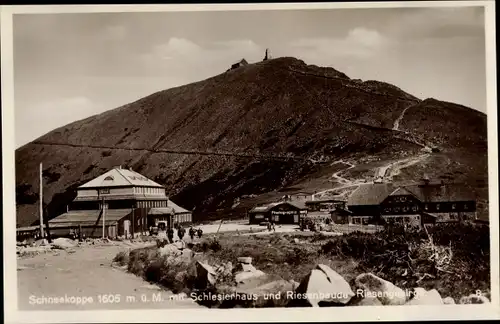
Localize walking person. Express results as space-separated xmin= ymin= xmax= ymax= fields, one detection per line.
xmin=178 ymin=225 xmax=186 ymax=241
xmin=197 ymin=228 xmax=203 ymax=239
xmin=167 ymin=227 xmax=174 ymax=244
xmin=189 ymin=227 xmax=195 ymax=241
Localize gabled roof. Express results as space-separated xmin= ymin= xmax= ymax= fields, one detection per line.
xmin=404 ymin=183 xmax=475 ymax=203
xmin=388 ymin=187 xmax=417 ymax=197
xmin=347 ymin=183 xmax=396 ymax=206
xmin=249 ymin=201 xmax=307 ymax=213
xmin=79 ymin=168 xmax=164 ymax=189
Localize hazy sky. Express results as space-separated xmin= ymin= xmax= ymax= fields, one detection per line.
xmin=13 ymin=6 xmax=487 ymax=148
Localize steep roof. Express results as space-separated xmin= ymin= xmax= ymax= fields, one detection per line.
xmin=403 ymin=183 xmax=476 ymax=202
xmin=347 ymin=183 xmax=396 ymax=206
xmin=79 ymin=168 xmax=164 ymax=189
xmin=388 ymin=187 xmax=418 ymax=198
xmin=249 ymin=201 xmax=307 ymax=213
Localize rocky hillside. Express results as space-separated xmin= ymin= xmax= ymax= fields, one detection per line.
xmin=15 ymin=57 xmax=488 ymax=226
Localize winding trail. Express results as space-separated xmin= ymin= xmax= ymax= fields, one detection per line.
xmin=330 ymin=160 xmax=355 ymax=185
xmin=314 ymin=152 xmax=431 ymax=200
xmin=392 ymin=105 xmax=412 ymax=131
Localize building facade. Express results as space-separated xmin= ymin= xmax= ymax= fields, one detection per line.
xmin=346 ymin=181 xmax=477 ymax=227
xmin=248 ymin=201 xmax=307 ymax=225
xmin=49 ymin=167 xmax=192 ymax=238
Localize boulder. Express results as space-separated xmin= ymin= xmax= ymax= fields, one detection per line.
xmin=235 ymin=270 xmax=266 ymax=283
xmin=354 ymin=297 xmax=383 ymax=306
xmin=406 ymin=288 xmax=443 ymax=305
xmin=52 ymin=238 xmax=77 ymax=249
xmin=459 ymin=294 xmax=490 ymax=304
xmin=215 ymin=261 xmax=233 ymax=279
xmin=241 ymin=263 xmax=257 ymax=272
xmin=194 ymin=261 xmax=217 ymax=289
xmin=181 ymin=248 xmax=194 ymax=260
xmin=443 ymin=297 xmax=456 ymax=304
xmin=354 ymin=273 xmax=407 ymax=305
xmin=159 ymin=244 xmax=181 ymax=257
xmin=218 ymin=276 xmax=293 ymax=308
xmin=289 ymin=280 xmax=300 ymax=290
xmin=238 ymin=257 xmax=253 ymax=264
xmin=173 ymin=241 xmax=186 ymax=250
xmin=293 ymin=264 xmax=354 ymax=306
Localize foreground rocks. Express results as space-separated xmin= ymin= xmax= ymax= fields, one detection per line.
xmin=354 ymin=273 xmax=407 ymax=305
xmin=121 ymin=243 xmax=492 ymax=308
xmin=291 ymin=264 xmax=354 ymax=307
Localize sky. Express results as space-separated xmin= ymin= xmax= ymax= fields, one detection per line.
xmin=13 ymin=6 xmax=487 ymax=148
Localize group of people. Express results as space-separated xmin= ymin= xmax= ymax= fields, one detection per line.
xmin=163 ymin=225 xmax=203 ymax=244
xmin=267 ymin=220 xmax=276 ymax=232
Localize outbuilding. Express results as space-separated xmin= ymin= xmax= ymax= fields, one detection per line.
xmin=248 ymin=201 xmax=307 ymax=225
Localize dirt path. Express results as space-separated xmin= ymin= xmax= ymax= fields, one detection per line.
xmin=330 ymin=160 xmax=355 ymax=185
xmin=17 ymin=244 xmax=203 ymax=310
xmin=392 ymin=105 xmax=413 ymax=131
xmin=384 ymin=153 xmax=431 ymax=181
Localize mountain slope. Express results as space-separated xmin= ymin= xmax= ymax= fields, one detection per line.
xmin=15 ymin=57 xmax=488 ymax=226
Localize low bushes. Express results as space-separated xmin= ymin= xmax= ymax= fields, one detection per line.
xmin=121 ymin=223 xmax=490 ymax=305
xmin=320 ymin=223 xmax=490 ymax=299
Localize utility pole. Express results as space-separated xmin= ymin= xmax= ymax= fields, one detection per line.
xmin=102 ymin=197 xmax=106 ymax=239
xmin=39 ymin=162 xmax=44 ymax=238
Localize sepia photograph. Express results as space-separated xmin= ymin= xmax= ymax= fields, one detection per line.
xmin=2 ymin=1 xmax=498 ymax=323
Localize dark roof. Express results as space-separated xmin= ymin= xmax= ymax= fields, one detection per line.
xmin=388 ymin=187 xmax=417 ymax=197
xmin=347 ymin=182 xmax=476 ymax=207
xmin=148 ymin=202 xmax=191 ymax=215
xmin=404 ymin=183 xmax=475 ymax=202
xmin=49 ymin=209 xmax=131 ymax=226
xmin=305 ymin=199 xmax=346 ymax=204
xmin=347 ymin=183 xmax=396 ymax=206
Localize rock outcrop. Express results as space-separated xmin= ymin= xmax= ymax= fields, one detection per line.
xmin=291 ymin=264 xmax=354 ymax=307
xmin=405 ymin=288 xmax=443 ymax=305
xmin=354 ymin=273 xmax=407 ymax=305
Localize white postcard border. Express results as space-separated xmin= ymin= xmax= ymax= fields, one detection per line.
xmin=2 ymin=1 xmax=498 ymax=323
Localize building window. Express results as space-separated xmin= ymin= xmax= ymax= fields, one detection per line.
xmin=104 ymin=176 xmax=114 ymax=181
xmin=412 ymin=205 xmax=418 ymax=212
xmin=464 ymin=204 xmax=468 ymax=210
xmin=100 ymin=188 xmax=110 ymax=194
xmin=436 ymin=204 xmax=440 ymax=211
xmin=424 ymin=204 xmax=428 ymax=210
xmin=452 ymin=204 xmax=456 ymax=210
xmin=402 ymin=206 xmax=409 ymax=213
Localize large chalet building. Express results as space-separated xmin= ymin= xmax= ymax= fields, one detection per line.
xmin=345 ymin=180 xmax=477 ymax=227
xmin=48 ymin=166 xmax=191 ymax=238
